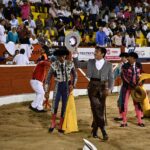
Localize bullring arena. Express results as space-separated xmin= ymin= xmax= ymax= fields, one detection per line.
xmin=0 ymin=0 xmax=150 ymax=149
xmin=0 ymin=44 xmax=150 ymax=150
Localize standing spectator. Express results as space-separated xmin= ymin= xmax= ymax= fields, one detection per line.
xmin=56 ymin=19 xmax=65 ymax=44
xmin=13 ymin=49 xmax=30 ymax=65
xmin=17 ymin=23 xmax=31 ymax=44
xmin=146 ymin=31 xmax=150 ymax=46
xmin=49 ymin=3 xmax=58 ymax=19
xmin=0 ymin=19 xmax=6 ymax=43
xmin=3 ymin=1 xmax=15 ymax=20
xmin=7 ymin=26 xmax=19 ymax=43
xmin=43 ymin=0 xmax=51 ymax=13
xmin=27 ymin=16 xmax=36 ymax=35
xmin=89 ymin=1 xmax=99 ymax=30
xmin=0 ymin=5 xmax=4 ymax=19
xmin=111 ymin=31 xmax=123 ymax=47
xmin=96 ymin=27 xmax=107 ymax=47
xmin=125 ymin=33 xmax=135 ymax=48
xmin=135 ymin=3 xmax=143 ymax=16
xmin=20 ymin=0 xmax=30 ymax=21
xmin=35 ymin=15 xmax=43 ymax=34
xmin=10 ymin=14 xmax=18 ymax=27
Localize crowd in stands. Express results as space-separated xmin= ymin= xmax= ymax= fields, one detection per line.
xmin=0 ymin=0 xmax=150 ymax=64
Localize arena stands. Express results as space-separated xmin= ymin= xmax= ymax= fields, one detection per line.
xmin=0 ymin=0 xmax=149 ymax=64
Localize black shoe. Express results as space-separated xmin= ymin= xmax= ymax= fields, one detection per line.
xmin=138 ymin=123 xmax=145 ymax=127
xmin=49 ymin=127 xmax=55 ymax=133
xmin=58 ymin=129 xmax=64 ymax=133
xmin=114 ymin=117 xmax=123 ymax=121
xmin=103 ymin=134 xmax=109 ymax=141
xmin=120 ymin=123 xmax=128 ymax=127
xmin=36 ymin=109 xmax=47 ymax=113
xmin=91 ymin=130 xmax=99 ymax=138
xmin=29 ymin=105 xmax=37 ymax=112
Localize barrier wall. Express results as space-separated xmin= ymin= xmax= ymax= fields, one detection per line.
xmin=0 ymin=63 xmax=150 ymax=97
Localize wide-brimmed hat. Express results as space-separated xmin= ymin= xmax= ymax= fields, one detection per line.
xmin=53 ymin=47 xmax=69 ymax=56
xmin=131 ymin=86 xmax=146 ymax=103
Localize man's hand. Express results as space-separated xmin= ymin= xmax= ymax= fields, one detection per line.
xmin=104 ymin=89 xmax=111 ymax=96
xmin=45 ymin=92 xmax=49 ymax=99
xmin=69 ymin=85 xmax=74 ymax=93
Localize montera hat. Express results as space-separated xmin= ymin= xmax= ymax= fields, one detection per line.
xmin=131 ymin=86 xmax=146 ymax=103
xmin=53 ymin=47 xmax=69 ymax=56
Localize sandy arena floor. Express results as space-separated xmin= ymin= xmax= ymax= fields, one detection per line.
xmin=0 ymin=94 xmax=150 ymax=150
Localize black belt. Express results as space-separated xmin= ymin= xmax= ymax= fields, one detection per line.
xmin=90 ymin=78 xmax=101 ymax=82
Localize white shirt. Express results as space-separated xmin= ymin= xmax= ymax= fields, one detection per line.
xmin=135 ymin=7 xmax=143 ymax=14
xmin=29 ymin=38 xmax=38 ymax=44
xmin=13 ymin=54 xmax=30 ymax=65
xmin=147 ymin=32 xmax=150 ymax=42
xmin=90 ymin=4 xmax=99 ymax=15
xmin=10 ymin=19 xmax=18 ymax=27
xmin=95 ymin=58 xmax=104 ymax=70
xmin=0 ymin=24 xmax=6 ymax=43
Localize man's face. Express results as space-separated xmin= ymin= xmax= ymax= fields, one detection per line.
xmin=121 ymin=57 xmax=128 ymax=63
xmin=128 ymin=56 xmax=135 ymax=64
xmin=58 ymin=55 xmax=66 ymax=63
xmin=94 ymin=49 xmax=104 ymax=60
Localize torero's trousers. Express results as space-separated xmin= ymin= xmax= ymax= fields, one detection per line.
xmin=88 ymin=80 xmax=108 ymax=131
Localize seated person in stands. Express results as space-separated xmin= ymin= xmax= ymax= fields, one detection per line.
xmin=29 ymin=34 xmax=38 ymax=44
xmin=7 ymin=26 xmax=19 ymax=44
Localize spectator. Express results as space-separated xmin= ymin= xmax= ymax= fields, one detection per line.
xmin=29 ymin=34 xmax=38 ymax=44
xmin=10 ymin=14 xmax=18 ymax=27
xmin=3 ymin=1 xmax=15 ymax=20
xmin=0 ymin=5 xmax=4 ymax=19
xmin=111 ymin=30 xmax=123 ymax=47
xmin=135 ymin=3 xmax=143 ymax=16
xmin=35 ymin=15 xmax=43 ymax=34
xmin=20 ymin=0 xmax=30 ymax=21
xmin=17 ymin=23 xmax=31 ymax=44
xmin=49 ymin=3 xmax=58 ymax=18
xmin=43 ymin=0 xmax=51 ymax=13
xmin=0 ymin=19 xmax=6 ymax=43
xmin=7 ymin=26 xmax=19 ymax=43
xmin=89 ymin=1 xmax=99 ymax=30
xmin=13 ymin=48 xmax=30 ymax=65
xmin=146 ymin=31 xmax=150 ymax=46
xmin=125 ymin=33 xmax=135 ymax=47
xmin=56 ymin=19 xmax=65 ymax=44
xmin=96 ymin=27 xmax=107 ymax=47
xmin=27 ymin=16 xmax=36 ymax=34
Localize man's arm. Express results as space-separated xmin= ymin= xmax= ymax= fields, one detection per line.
xmin=71 ymin=65 xmax=78 ymax=88
xmin=73 ymin=57 xmax=88 ymax=69
xmin=44 ymin=66 xmax=54 ymax=93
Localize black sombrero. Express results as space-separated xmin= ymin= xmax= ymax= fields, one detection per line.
xmin=53 ymin=47 xmax=69 ymax=56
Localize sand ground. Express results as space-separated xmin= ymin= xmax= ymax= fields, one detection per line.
xmin=0 ymin=94 xmax=150 ymax=150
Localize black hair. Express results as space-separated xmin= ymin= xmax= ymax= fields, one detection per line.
xmin=95 ymin=46 xmax=107 ymax=58
xmin=128 ymin=52 xmax=138 ymax=59
xmin=20 ymin=49 xmax=25 ymax=54
xmin=119 ymin=52 xmax=129 ymax=58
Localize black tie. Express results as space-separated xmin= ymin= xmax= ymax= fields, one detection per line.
xmin=61 ymin=64 xmax=64 ymax=80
